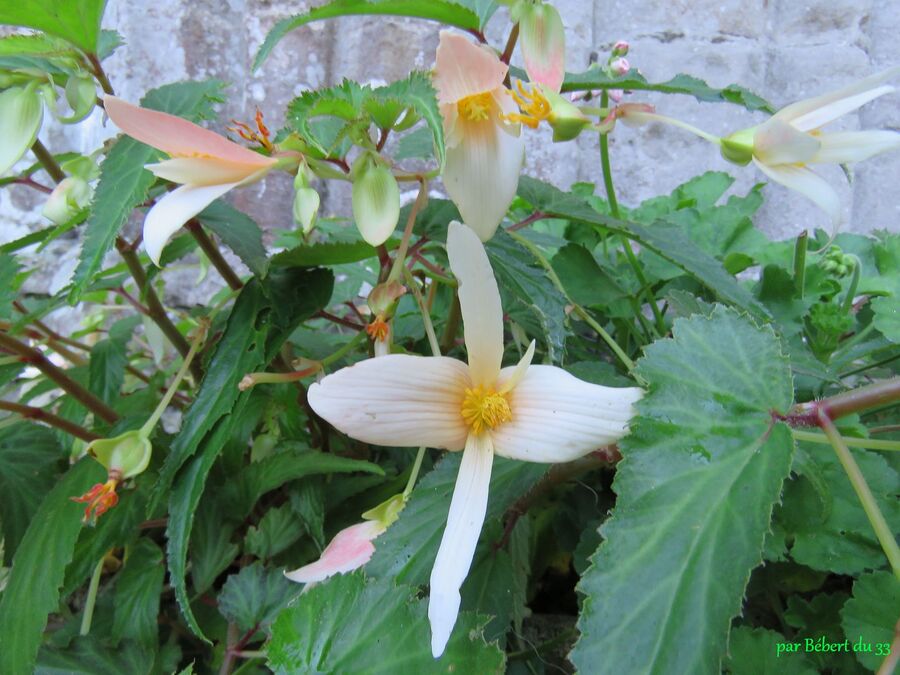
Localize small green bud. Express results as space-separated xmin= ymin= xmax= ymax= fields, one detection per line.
xmin=719 ymin=126 xmax=756 ymax=166
xmin=351 ymin=155 xmax=400 ymax=246
xmin=0 ymin=85 xmax=44 ymax=175
xmin=42 ymin=176 xmax=92 ymax=225
xmin=361 ymin=493 xmax=406 ymax=528
xmin=61 ymin=74 xmax=97 ymax=123
xmin=542 ymin=86 xmax=591 ymax=142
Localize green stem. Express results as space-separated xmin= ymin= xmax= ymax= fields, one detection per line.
xmin=792 ymin=428 xmax=900 ymax=452
xmin=387 ymin=180 xmax=428 ymax=284
xmin=793 ymin=231 xmax=808 ymax=299
xmin=30 ymin=138 xmax=65 ymax=183
xmin=140 ymin=322 xmax=207 ymax=436
xmin=403 ymin=447 xmax=427 ymax=499
xmin=818 ymin=410 xmax=900 ymax=580
xmin=80 ymin=556 xmax=105 ymax=636
xmin=841 ymin=256 xmax=861 ymax=314
xmin=507 ymin=230 xmax=637 ymax=375
xmin=320 ymin=331 xmax=367 ymax=368
xmin=403 ymin=266 xmax=441 ymax=358
xmin=86 ymin=52 xmax=115 ymax=95
xmin=439 ymin=294 xmax=461 ymax=354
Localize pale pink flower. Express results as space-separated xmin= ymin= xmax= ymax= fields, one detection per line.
xmin=517 ymin=1 xmax=566 ymax=93
xmin=284 ymin=520 xmax=384 ymax=585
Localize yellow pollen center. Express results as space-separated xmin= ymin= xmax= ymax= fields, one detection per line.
xmin=461 ymin=386 xmax=512 ymax=434
xmin=457 ymin=92 xmax=494 ymax=122
xmin=502 ymin=81 xmax=552 ymax=129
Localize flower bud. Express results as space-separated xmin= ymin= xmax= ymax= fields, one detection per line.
xmin=610 ymin=57 xmax=630 ymax=76
xmin=367 ymin=280 xmax=406 ymax=316
xmin=293 ymin=186 xmax=320 ymax=233
xmin=612 ymin=40 xmax=630 ymax=57
xmin=0 ymin=85 xmax=44 ymax=175
xmin=518 ymin=1 xmax=566 ymax=93
xmin=61 ymin=74 xmax=97 ymax=123
xmin=351 ymin=156 xmax=400 ymax=246
xmin=42 ymin=176 xmax=92 ymax=225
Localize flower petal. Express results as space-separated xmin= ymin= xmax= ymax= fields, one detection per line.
xmin=442 ymin=104 xmax=525 ymax=241
xmin=492 ymin=365 xmax=642 ymax=462
xmin=0 ymin=86 xmax=43 ymax=175
xmin=446 ymin=221 xmax=504 ymax=387
xmin=498 ymin=340 xmax=535 ymax=394
xmin=143 ymin=182 xmax=238 ymax=265
xmin=103 ymin=95 xmax=276 ymax=167
xmin=518 ymin=2 xmax=566 ymax=93
xmin=429 ymin=432 xmax=493 ymax=658
xmin=307 ymin=354 xmax=470 ymax=450
xmin=774 ymin=66 xmax=900 ymax=131
xmin=753 ymin=118 xmax=820 ymax=166
xmin=284 ymin=520 xmax=384 ymax=584
xmin=810 ymin=130 xmax=900 ymax=164
xmin=752 ymin=158 xmax=842 ymax=227
xmin=146 ymin=156 xmax=265 ymax=186
xmin=433 ymin=31 xmax=508 ymax=105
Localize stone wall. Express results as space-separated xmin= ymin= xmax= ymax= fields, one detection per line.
xmin=2 ymin=0 xmax=899 ymax=303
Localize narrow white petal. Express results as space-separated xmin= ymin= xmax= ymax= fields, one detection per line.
xmin=774 ymin=66 xmax=900 ymax=130
xmin=143 ymin=182 xmax=237 ymax=265
xmin=752 ymin=118 xmax=819 ymax=166
xmin=791 ymin=85 xmax=895 ymax=132
xmin=492 ymin=365 xmax=642 ymax=463
xmin=810 ymin=130 xmax=900 ymax=164
xmin=442 ymin=109 xmax=525 ymax=241
xmin=429 ymin=433 xmax=493 ymax=658
xmin=307 ymin=354 xmax=470 ymax=450
xmin=146 ymin=156 xmax=261 ymax=186
xmin=753 ymin=158 xmax=842 ymax=227
xmin=446 ymin=222 xmax=504 ymax=387
xmin=498 ymin=340 xmax=535 ymax=394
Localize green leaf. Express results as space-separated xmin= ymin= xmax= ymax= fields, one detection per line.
xmin=395 ymin=125 xmax=435 ymax=161
xmin=88 ymin=337 xmax=128 ymax=405
xmin=571 ymin=306 xmax=795 ymax=675
xmin=723 ymin=627 xmax=818 ymax=675
xmin=245 ymin=504 xmax=305 ymax=559
xmin=67 ymin=79 xmax=227 ymax=303
xmin=551 ymin=243 xmax=629 ymax=308
xmin=368 ymin=453 xmax=547 ymax=585
xmin=197 ymin=201 xmax=269 ymax=278
xmin=267 ymin=572 xmax=504 ymax=673
xmin=218 ymin=562 xmax=298 ymax=632
xmin=460 ymin=544 xmax=521 ymax=644
xmin=190 ymin=494 xmax=240 ymax=595
xmin=0 ymin=252 xmax=22 ymax=320
xmin=872 ymin=295 xmax=900 ymax=343
xmin=0 ymin=423 xmax=63 ymax=563
xmin=517 ymin=176 xmax=770 ymax=320
xmin=36 ymin=637 xmax=155 ymax=675
xmin=841 ymin=571 xmax=900 ymax=672
xmin=372 ymin=71 xmax=444 ymax=167
xmin=288 ymin=479 xmax=326 ymax=551
xmin=271 ymin=239 xmax=385 ymax=267
xmin=561 ymin=69 xmax=774 ymax=113
xmin=0 ymin=458 xmax=104 ymax=675
xmin=0 ymin=0 xmax=106 ymax=53
xmin=112 ymin=538 xmax=165 ymax=647
xmin=486 ymin=230 xmax=568 ymax=363
xmin=254 ymin=0 xmax=482 ymax=72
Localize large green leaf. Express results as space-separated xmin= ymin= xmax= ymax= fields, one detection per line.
xmin=517 ymin=176 xmax=770 ymax=320
xmin=723 ymin=627 xmax=817 ymax=675
xmin=272 ymin=240 xmax=384 ymax=267
xmin=0 ymin=424 xmax=63 ymax=563
xmin=197 ymin=200 xmax=269 ymax=278
xmin=254 ymin=0 xmax=483 ymax=72
xmin=267 ymin=572 xmax=504 ymax=673
xmin=571 ymin=306 xmax=795 ymax=674
xmin=0 ymin=458 xmax=104 ymax=675
xmin=840 ymin=571 xmax=900 ymax=672
xmin=371 ymin=71 xmax=444 ymax=166
xmin=67 ymin=80 xmax=226 ymax=302
xmin=112 ymin=538 xmax=165 ymax=648
xmin=218 ymin=562 xmax=298 ymax=632
xmin=367 ymin=452 xmax=546 ymax=586
xmin=0 ymin=0 xmax=106 ymax=53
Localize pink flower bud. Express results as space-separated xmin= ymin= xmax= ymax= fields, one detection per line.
xmin=612 ymin=40 xmax=629 ymax=57
xmin=608 ymin=89 xmax=624 ymax=103
xmin=611 ymin=57 xmax=630 ymax=76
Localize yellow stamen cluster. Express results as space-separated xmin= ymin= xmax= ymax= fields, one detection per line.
xmin=457 ymin=92 xmax=495 ymax=122
xmin=461 ymin=386 xmax=512 ymax=434
xmin=502 ymin=81 xmax=551 ymax=129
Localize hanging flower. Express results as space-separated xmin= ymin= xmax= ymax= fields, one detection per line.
xmin=433 ymin=32 xmax=525 ymax=241
xmin=619 ymin=67 xmax=900 ymax=227
xmin=515 ymin=1 xmax=566 ymax=93
xmin=306 ymin=221 xmax=642 ymax=657
xmin=103 ymin=95 xmax=278 ymax=265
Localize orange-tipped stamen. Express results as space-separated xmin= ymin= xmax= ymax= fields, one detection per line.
xmin=72 ymin=472 xmax=121 ymax=524
xmin=366 ymin=317 xmax=391 ymax=343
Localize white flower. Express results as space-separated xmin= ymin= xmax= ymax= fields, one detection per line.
xmin=307 ymin=221 xmax=642 ymax=657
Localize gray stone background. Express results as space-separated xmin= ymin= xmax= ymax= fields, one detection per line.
xmin=2 ymin=0 xmax=899 ymax=303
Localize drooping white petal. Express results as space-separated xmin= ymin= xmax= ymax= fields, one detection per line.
xmin=752 ymin=118 xmax=820 ymax=166
xmin=442 ymin=103 xmax=525 ymax=242
xmin=753 ymin=158 xmax=842 ymax=226
xmin=284 ymin=520 xmax=384 ymax=584
xmin=143 ymin=182 xmax=238 ymax=265
xmin=773 ymin=66 xmax=900 ymax=130
xmin=146 ymin=156 xmax=263 ymax=186
xmin=429 ymin=433 xmax=493 ymax=658
xmin=498 ymin=340 xmax=535 ymax=394
xmin=810 ymin=130 xmax=900 ymax=164
xmin=790 ymin=85 xmax=895 ymax=133
xmin=307 ymin=354 xmax=470 ymax=451
xmin=492 ymin=365 xmax=642 ymax=463
xmin=446 ymin=222 xmax=504 ymax=387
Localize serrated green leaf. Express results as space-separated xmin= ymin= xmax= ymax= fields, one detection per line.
xmin=561 ymin=69 xmax=774 ymax=113
xmin=571 ymin=306 xmax=795 ymax=675
xmin=841 ymin=571 xmax=900 ymax=672
xmin=0 ymin=252 xmax=22 ymax=320
xmin=36 ymin=637 xmax=155 ymax=675
xmin=0 ymin=458 xmax=104 ymax=675
xmin=872 ymin=295 xmax=900 ymax=343
xmin=112 ymin=538 xmax=165 ymax=647
xmin=197 ymin=200 xmax=269 ymax=278
xmin=88 ymin=337 xmax=127 ymax=405
xmin=395 ymin=125 xmax=435 ymax=160
xmin=0 ymin=423 xmax=63 ymax=563
xmin=486 ymin=230 xmax=568 ymax=363
xmin=267 ymin=572 xmax=504 ymax=673
xmin=460 ymin=544 xmax=520 ymax=644
xmin=254 ymin=0 xmax=483 ymax=72
xmin=551 ymin=243 xmax=628 ymax=308
xmin=0 ymin=0 xmax=106 ymax=53
xmin=372 ymin=72 xmax=444 ymax=166
xmin=218 ymin=562 xmax=298 ymax=631
xmin=190 ymin=494 xmax=240 ymax=595
xmin=67 ymin=79 xmax=227 ymax=303
xmin=368 ymin=453 xmax=546 ymax=585
xmin=245 ymin=504 xmax=305 ymax=559
xmin=287 ymin=79 xmax=371 ymax=155
xmin=271 ymin=239 xmax=385 ymax=267
xmin=723 ymin=627 xmax=818 ymax=675
xmin=517 ymin=176 xmax=770 ymax=320
xmin=287 ymin=479 xmax=326 ymax=551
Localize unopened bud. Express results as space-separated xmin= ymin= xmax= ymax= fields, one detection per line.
xmin=351 ymin=157 xmax=400 ymax=246
xmin=610 ymin=57 xmax=630 ymax=76
xmin=518 ymin=1 xmax=566 ymax=93
xmin=293 ymin=186 xmax=320 ymax=233
xmin=719 ymin=126 xmax=756 ymax=166
xmin=61 ymin=74 xmax=97 ymax=123
xmin=612 ymin=40 xmax=629 ymax=57
xmin=42 ymin=176 xmax=92 ymax=225
xmin=367 ymin=280 xmax=406 ymax=316
xmin=542 ymin=86 xmax=592 ymax=142
xmin=0 ymin=85 xmax=44 ymax=175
